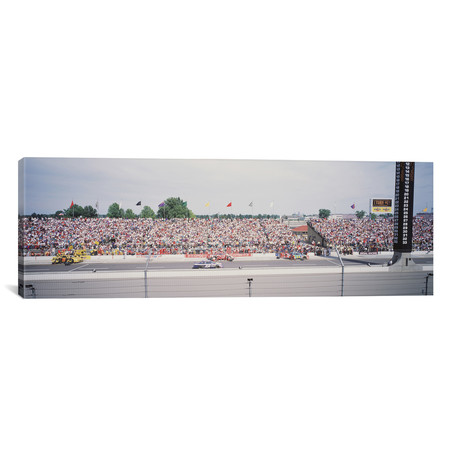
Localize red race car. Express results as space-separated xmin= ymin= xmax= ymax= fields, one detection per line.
xmin=209 ymin=254 xmax=234 ymax=262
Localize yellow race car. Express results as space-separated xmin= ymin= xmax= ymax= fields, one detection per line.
xmin=51 ymin=250 xmax=86 ymax=265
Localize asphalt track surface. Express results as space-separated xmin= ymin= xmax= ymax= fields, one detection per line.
xmin=20 ymin=255 xmax=433 ymax=274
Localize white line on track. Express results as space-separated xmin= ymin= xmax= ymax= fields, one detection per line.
xmin=67 ymin=263 xmax=92 ymax=272
xmin=67 ymin=266 xmax=83 ymax=272
xmin=323 ymin=258 xmax=342 ymax=266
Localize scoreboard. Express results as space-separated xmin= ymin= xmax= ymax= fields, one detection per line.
xmin=393 ymin=162 xmax=415 ymax=253
xmin=371 ymin=198 xmax=392 ymax=213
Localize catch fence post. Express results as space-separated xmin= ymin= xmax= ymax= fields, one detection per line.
xmin=335 ymin=245 xmax=345 ymax=297
xmin=247 ymin=278 xmax=253 ymax=297
xmin=425 ymin=273 xmax=433 ymax=295
xmin=144 ymin=249 xmax=152 ymax=298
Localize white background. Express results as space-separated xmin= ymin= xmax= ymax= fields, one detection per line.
xmin=1 ymin=1 xmax=459 ymax=459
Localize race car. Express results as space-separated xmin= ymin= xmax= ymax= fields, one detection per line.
xmin=276 ymin=252 xmax=309 ymax=260
xmin=192 ymin=260 xmax=223 ymax=269
xmin=51 ymin=254 xmax=64 ymax=264
xmin=208 ymin=254 xmax=234 ymax=262
xmin=63 ymin=253 xmax=84 ymax=265
xmin=291 ymin=252 xmax=309 ymax=260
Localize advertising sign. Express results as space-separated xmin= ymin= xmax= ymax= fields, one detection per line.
xmin=371 ymin=198 xmax=392 ymax=213
xmin=393 ymin=162 xmax=415 ymax=253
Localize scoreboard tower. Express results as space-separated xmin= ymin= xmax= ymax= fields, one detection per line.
xmin=389 ymin=162 xmax=416 ymax=267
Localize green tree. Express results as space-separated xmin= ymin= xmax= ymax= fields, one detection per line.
xmin=65 ymin=204 xmax=84 ymax=218
xmin=140 ymin=206 xmax=155 ymax=219
xmin=124 ymin=208 xmax=137 ymax=219
xmin=356 ymin=210 xmax=366 ymax=219
xmin=159 ymin=197 xmax=192 ymax=219
xmin=107 ymin=202 xmax=124 ymax=218
xmin=83 ymin=205 xmax=98 ymax=218
xmin=319 ymin=209 xmax=331 ymax=219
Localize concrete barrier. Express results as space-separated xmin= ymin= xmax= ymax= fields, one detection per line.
xmin=20 ymin=252 xmax=281 ymax=265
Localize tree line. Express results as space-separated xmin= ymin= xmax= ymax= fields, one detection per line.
xmin=23 ymin=197 xmax=195 ymax=219
xmin=195 ymin=214 xmax=279 ymax=219
xmin=318 ymin=209 xmax=393 ymax=219
xmin=22 ymin=202 xmax=393 ymax=220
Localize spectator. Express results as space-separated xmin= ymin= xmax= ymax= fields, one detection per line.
xmin=18 ymin=215 xmax=433 ymax=256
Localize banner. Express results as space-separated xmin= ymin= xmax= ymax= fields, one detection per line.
xmin=371 ymin=199 xmax=392 ymax=213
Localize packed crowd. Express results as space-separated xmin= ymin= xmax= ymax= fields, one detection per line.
xmin=18 ymin=215 xmax=433 ymax=256
xmin=18 ymin=217 xmax=301 ymax=256
xmin=308 ymin=216 xmax=433 ymax=252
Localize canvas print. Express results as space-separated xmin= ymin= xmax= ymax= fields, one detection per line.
xmin=18 ymin=158 xmax=433 ymax=298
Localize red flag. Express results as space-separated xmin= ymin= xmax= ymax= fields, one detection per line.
xmin=226 ymin=202 xmax=232 ymax=207
xmin=70 ymin=201 xmax=74 ymax=208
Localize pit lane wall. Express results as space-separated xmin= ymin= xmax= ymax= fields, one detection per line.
xmin=20 ymin=253 xmax=273 ymax=265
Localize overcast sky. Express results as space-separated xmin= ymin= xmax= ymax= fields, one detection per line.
xmin=19 ymin=158 xmax=433 ymax=216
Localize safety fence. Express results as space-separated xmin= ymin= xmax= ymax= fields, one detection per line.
xmin=19 ymin=266 xmax=434 ymax=299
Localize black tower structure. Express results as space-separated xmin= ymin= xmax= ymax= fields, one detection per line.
xmin=389 ymin=162 xmax=415 ymax=266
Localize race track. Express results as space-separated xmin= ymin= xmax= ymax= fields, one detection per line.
xmin=19 ymin=253 xmax=434 ymax=298
xmin=20 ymin=253 xmax=433 ymax=274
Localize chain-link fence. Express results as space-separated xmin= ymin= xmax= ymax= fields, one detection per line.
xmin=19 ymin=266 xmax=433 ymax=299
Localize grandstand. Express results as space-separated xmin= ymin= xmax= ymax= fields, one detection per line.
xmin=18 ymin=215 xmax=433 ymax=257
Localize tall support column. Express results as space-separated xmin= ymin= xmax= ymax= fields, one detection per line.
xmin=389 ymin=162 xmax=415 ymax=266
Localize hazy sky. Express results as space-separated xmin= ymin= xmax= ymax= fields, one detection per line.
xmin=19 ymin=158 xmax=433 ymax=216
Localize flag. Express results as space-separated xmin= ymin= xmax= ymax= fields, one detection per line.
xmin=136 ymin=201 xmax=141 ymax=206
xmin=205 ymin=202 xmax=210 ymax=207
xmin=70 ymin=201 xmax=74 ymax=208
xmin=95 ymin=200 xmax=99 ymax=209
xmin=249 ymin=202 xmax=253 ymax=207
xmin=423 ymin=207 xmax=428 ymax=212
xmin=351 ymin=204 xmax=355 ymax=209
xmin=269 ymin=201 xmax=274 ymax=208
xmin=183 ymin=201 xmax=187 ymax=207
xmin=158 ymin=202 xmax=165 ymax=208
xmin=226 ymin=202 xmax=232 ymax=207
